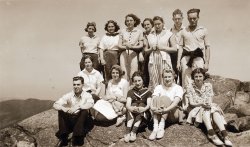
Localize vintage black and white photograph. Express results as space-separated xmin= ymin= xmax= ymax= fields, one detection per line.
xmin=0 ymin=0 xmax=250 ymax=146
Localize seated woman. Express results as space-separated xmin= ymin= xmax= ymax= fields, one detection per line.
xmin=77 ymin=55 xmax=104 ymax=102
xmin=149 ymin=68 xmax=184 ymax=140
xmin=92 ymin=65 xmax=129 ymax=126
xmin=185 ymin=68 xmax=232 ymax=146
xmin=124 ymin=71 xmax=152 ymax=143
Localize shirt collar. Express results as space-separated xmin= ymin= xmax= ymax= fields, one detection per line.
xmin=83 ymin=68 xmax=96 ymax=74
xmin=171 ymin=25 xmax=184 ymax=32
xmin=126 ymin=27 xmax=139 ymax=32
xmin=86 ymin=34 xmax=97 ymax=39
xmin=187 ymin=25 xmax=204 ymax=32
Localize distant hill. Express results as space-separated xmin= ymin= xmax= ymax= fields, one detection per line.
xmin=0 ymin=98 xmax=54 ymax=129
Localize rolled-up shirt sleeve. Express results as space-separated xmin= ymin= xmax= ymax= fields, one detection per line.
xmin=53 ymin=93 xmax=70 ymax=110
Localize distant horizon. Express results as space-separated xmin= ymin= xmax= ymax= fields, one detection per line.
xmin=1 ymin=0 xmax=250 ymax=100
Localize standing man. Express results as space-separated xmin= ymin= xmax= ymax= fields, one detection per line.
xmin=53 ymin=76 xmax=94 ymax=146
xmin=177 ymin=8 xmax=210 ymax=88
xmin=170 ymin=9 xmax=185 ymax=84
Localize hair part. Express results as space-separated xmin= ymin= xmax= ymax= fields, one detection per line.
xmin=172 ymin=9 xmax=183 ymax=17
xmin=141 ymin=18 xmax=154 ymax=28
xmin=125 ymin=13 xmax=141 ymax=27
xmin=153 ymin=16 xmax=164 ymax=24
xmin=73 ymin=76 xmax=84 ymax=84
xmin=84 ymin=55 xmax=94 ymax=63
xmin=85 ymin=22 xmax=97 ymax=32
xmin=131 ymin=71 xmax=143 ymax=82
xmin=187 ymin=8 xmax=200 ymax=17
xmin=104 ymin=20 xmax=120 ymax=32
xmin=191 ymin=68 xmax=209 ymax=80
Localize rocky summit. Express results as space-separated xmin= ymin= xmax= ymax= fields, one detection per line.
xmin=0 ymin=75 xmax=250 ymax=147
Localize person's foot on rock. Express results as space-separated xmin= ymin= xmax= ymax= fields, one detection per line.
xmin=149 ymin=131 xmax=157 ymax=141
xmin=124 ymin=133 xmax=130 ymax=143
xmin=116 ymin=115 xmax=126 ymax=127
xmin=156 ymin=129 xmax=165 ymax=139
xmin=208 ymin=134 xmax=224 ymax=146
xmin=72 ymin=136 xmax=84 ymax=146
xmin=223 ymin=136 xmax=233 ymax=146
xmin=56 ymin=138 xmax=68 ymax=147
xmin=129 ymin=132 xmax=136 ymax=142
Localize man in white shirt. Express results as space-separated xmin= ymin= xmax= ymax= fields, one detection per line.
xmin=53 ymin=76 xmax=94 ymax=146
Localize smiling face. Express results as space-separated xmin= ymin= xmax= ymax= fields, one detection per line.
xmin=133 ymin=75 xmax=143 ymax=89
xmin=107 ymin=22 xmax=115 ymax=33
xmin=125 ymin=16 xmax=135 ymax=29
xmin=173 ymin=14 xmax=183 ymax=27
xmin=73 ymin=80 xmax=83 ymax=95
xmin=84 ymin=58 xmax=93 ymax=70
xmin=163 ymin=72 xmax=174 ymax=87
xmin=154 ymin=19 xmax=164 ymax=33
xmin=111 ymin=69 xmax=120 ymax=81
xmin=143 ymin=20 xmax=153 ymax=33
xmin=193 ymin=73 xmax=204 ymax=85
xmin=87 ymin=25 xmax=95 ymax=35
xmin=188 ymin=12 xmax=199 ymax=27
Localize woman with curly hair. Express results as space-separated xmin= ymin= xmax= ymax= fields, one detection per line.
xmin=99 ymin=20 xmax=120 ymax=81
xmin=185 ymin=68 xmax=232 ymax=146
xmin=118 ymin=14 xmax=143 ymax=81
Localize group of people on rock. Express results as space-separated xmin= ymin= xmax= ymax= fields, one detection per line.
xmin=53 ymin=8 xmax=233 ymax=147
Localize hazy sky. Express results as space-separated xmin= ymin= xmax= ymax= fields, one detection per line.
xmin=0 ymin=0 xmax=250 ymax=100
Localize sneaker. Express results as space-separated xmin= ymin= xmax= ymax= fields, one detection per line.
xmin=116 ymin=116 xmax=126 ymax=127
xmin=208 ymin=134 xmax=224 ymax=146
xmin=124 ymin=133 xmax=130 ymax=143
xmin=149 ymin=131 xmax=157 ymax=141
xmin=129 ymin=132 xmax=136 ymax=142
xmin=224 ymin=136 xmax=233 ymax=146
xmin=156 ymin=129 xmax=165 ymax=139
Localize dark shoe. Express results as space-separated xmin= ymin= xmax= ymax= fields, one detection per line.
xmin=56 ymin=138 xmax=68 ymax=147
xmin=72 ymin=136 xmax=84 ymax=146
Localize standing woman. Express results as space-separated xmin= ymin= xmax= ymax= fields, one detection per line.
xmin=146 ymin=16 xmax=177 ymax=91
xmin=118 ymin=14 xmax=143 ymax=81
xmin=99 ymin=20 xmax=120 ymax=81
xmin=140 ymin=18 xmax=154 ymax=87
xmin=79 ymin=22 xmax=100 ymax=71
xmin=185 ymin=68 xmax=232 ymax=146
xmin=77 ymin=55 xmax=104 ymax=102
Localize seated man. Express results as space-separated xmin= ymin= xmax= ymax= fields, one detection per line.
xmin=53 ymin=76 xmax=94 ymax=146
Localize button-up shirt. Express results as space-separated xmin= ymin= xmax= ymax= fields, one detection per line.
xmin=79 ymin=35 xmax=100 ymax=54
xmin=179 ymin=26 xmax=210 ymax=52
xmin=53 ymin=90 xmax=94 ymax=110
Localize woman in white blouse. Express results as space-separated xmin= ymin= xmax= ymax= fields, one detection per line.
xmin=145 ymin=16 xmax=177 ymax=91
xmin=77 ymin=55 xmax=104 ymax=102
xmin=99 ymin=20 xmax=120 ymax=81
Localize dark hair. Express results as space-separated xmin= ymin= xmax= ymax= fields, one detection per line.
xmin=124 ymin=14 xmax=141 ymax=27
xmin=84 ymin=22 xmax=97 ymax=32
xmin=110 ymin=65 xmax=125 ymax=78
xmin=187 ymin=8 xmax=200 ymax=17
xmin=162 ymin=68 xmax=177 ymax=79
xmin=191 ymin=68 xmax=209 ymax=80
xmin=73 ymin=76 xmax=84 ymax=84
xmin=104 ymin=20 xmax=120 ymax=32
xmin=141 ymin=18 xmax=154 ymax=28
xmin=84 ymin=55 xmax=94 ymax=63
xmin=172 ymin=9 xmax=183 ymax=17
xmin=153 ymin=16 xmax=164 ymax=24
xmin=131 ymin=71 xmax=143 ymax=82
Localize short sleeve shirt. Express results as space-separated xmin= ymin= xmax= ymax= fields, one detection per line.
xmin=179 ymin=26 xmax=210 ymax=51
xmin=127 ymin=87 xmax=152 ymax=104
xmin=152 ymin=84 xmax=184 ymax=101
xmin=79 ymin=35 xmax=100 ymax=54
xmin=170 ymin=25 xmax=185 ymax=45
xmin=120 ymin=28 xmax=143 ymax=46
xmin=99 ymin=34 xmax=120 ymax=51
xmin=77 ymin=69 xmax=104 ymax=91
xmin=106 ymin=78 xmax=129 ymax=97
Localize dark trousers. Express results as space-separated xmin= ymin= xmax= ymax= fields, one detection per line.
xmin=140 ymin=51 xmax=151 ymax=87
xmin=169 ymin=52 xmax=179 ymax=83
xmin=55 ymin=110 xmax=88 ymax=139
xmin=80 ymin=53 xmax=99 ymax=71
